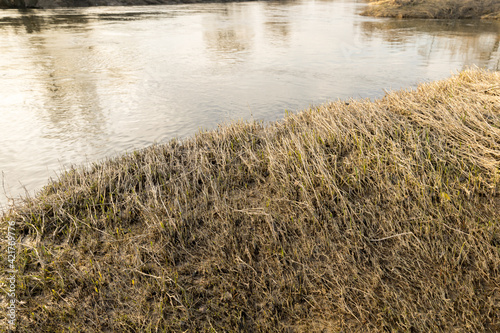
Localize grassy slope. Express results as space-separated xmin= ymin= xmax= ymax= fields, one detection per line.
xmin=362 ymin=0 xmax=500 ymax=19
xmin=1 ymin=69 xmax=500 ymax=332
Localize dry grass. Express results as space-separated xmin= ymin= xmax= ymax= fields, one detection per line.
xmin=362 ymin=0 xmax=500 ymax=19
xmin=1 ymin=69 xmax=500 ymax=332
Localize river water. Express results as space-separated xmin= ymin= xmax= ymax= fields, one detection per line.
xmin=1 ymin=0 xmax=499 ymax=209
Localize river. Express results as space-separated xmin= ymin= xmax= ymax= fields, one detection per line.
xmin=1 ymin=0 xmax=499 ymax=209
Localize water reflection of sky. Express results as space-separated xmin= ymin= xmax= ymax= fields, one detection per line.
xmin=0 ymin=0 xmax=499 ymax=208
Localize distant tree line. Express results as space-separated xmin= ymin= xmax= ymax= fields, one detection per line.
xmin=0 ymin=0 xmax=37 ymax=8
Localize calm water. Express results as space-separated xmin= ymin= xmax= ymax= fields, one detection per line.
xmin=1 ymin=0 xmax=499 ymax=209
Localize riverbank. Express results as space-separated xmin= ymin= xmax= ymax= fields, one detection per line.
xmin=1 ymin=69 xmax=500 ymax=331
xmin=362 ymin=0 xmax=500 ymax=19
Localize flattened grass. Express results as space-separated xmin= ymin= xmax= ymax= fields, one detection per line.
xmin=1 ymin=69 xmax=500 ymax=332
xmin=363 ymin=0 xmax=500 ymax=19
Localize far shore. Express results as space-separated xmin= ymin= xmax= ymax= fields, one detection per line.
xmin=4 ymin=0 xmax=500 ymax=20
xmin=362 ymin=0 xmax=500 ymax=20
xmin=1 ymin=0 xmax=261 ymax=10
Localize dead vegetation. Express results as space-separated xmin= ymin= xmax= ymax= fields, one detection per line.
xmin=1 ymin=69 xmax=500 ymax=332
xmin=362 ymin=0 xmax=500 ymax=19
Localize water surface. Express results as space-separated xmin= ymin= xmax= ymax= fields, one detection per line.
xmin=1 ymin=0 xmax=499 ymax=209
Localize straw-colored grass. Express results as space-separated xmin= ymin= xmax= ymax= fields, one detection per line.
xmin=1 ymin=69 xmax=500 ymax=332
xmin=363 ymin=0 xmax=500 ymax=19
